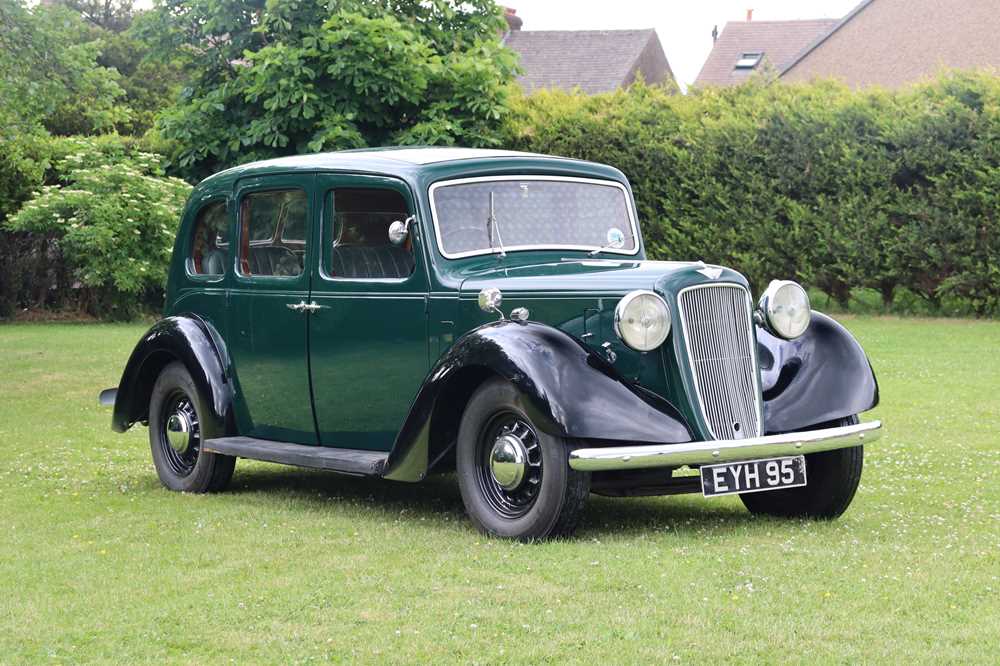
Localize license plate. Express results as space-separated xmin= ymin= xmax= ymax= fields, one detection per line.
xmin=700 ymin=455 xmax=807 ymax=497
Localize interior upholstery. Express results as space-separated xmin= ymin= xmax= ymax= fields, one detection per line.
xmin=249 ymin=246 xmax=301 ymax=276
xmin=202 ymin=249 xmax=227 ymax=276
xmin=330 ymin=245 xmax=414 ymax=279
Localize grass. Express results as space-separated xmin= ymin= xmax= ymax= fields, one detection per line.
xmin=1 ymin=317 xmax=998 ymax=664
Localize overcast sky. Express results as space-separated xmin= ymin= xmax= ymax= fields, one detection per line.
xmin=506 ymin=0 xmax=861 ymax=87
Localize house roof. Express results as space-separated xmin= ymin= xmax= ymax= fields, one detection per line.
xmin=504 ymin=29 xmax=673 ymax=94
xmin=694 ymin=19 xmax=839 ymax=87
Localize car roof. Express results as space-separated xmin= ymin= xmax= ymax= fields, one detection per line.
xmin=194 ymin=147 xmax=625 ymax=195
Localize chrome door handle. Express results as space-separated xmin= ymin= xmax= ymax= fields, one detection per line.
xmin=287 ymin=301 xmax=325 ymax=313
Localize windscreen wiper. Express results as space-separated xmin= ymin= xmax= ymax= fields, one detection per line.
xmin=487 ymin=191 xmax=507 ymax=258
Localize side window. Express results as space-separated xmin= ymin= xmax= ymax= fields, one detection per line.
xmin=324 ymin=188 xmax=414 ymax=280
xmin=280 ymin=196 xmax=307 ymax=243
xmin=188 ymin=200 xmax=229 ymax=276
xmin=238 ymin=189 xmax=308 ymax=277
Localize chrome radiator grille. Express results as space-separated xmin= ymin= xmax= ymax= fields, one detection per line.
xmin=678 ymin=284 xmax=762 ymax=440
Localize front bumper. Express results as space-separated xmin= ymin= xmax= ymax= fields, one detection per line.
xmin=568 ymin=420 xmax=881 ymax=472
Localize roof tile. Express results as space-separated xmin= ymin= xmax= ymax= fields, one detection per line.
xmin=505 ymin=29 xmax=670 ymax=94
xmin=694 ymin=19 xmax=839 ymax=87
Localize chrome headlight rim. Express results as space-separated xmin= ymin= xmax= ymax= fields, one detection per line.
xmin=613 ymin=289 xmax=672 ymax=352
xmin=758 ymin=279 xmax=811 ymax=340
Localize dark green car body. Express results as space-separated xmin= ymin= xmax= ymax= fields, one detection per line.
xmin=110 ymin=147 xmax=879 ymax=496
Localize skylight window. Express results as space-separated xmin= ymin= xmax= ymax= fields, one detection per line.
xmin=735 ymin=52 xmax=763 ymax=69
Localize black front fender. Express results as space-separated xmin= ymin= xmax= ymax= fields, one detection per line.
xmin=758 ymin=312 xmax=879 ymax=433
xmin=111 ymin=315 xmax=233 ymax=435
xmin=384 ymin=320 xmax=692 ymax=481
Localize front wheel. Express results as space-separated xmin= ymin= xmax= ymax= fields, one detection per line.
xmin=740 ymin=415 xmax=863 ymax=519
xmin=456 ymin=378 xmax=590 ymax=540
xmin=149 ymin=361 xmax=235 ymax=493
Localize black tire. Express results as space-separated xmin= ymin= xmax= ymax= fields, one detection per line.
xmin=740 ymin=415 xmax=863 ymax=519
xmin=456 ymin=378 xmax=590 ymax=541
xmin=149 ymin=361 xmax=235 ymax=493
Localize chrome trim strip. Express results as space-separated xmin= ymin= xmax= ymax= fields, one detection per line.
xmin=568 ymin=420 xmax=881 ymax=471
xmin=676 ymin=282 xmax=764 ymax=440
xmin=427 ymin=175 xmax=642 ymax=260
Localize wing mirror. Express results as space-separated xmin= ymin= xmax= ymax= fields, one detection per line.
xmin=388 ymin=216 xmax=416 ymax=246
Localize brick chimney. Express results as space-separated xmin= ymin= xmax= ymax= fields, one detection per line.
xmin=504 ymin=7 xmax=523 ymax=31
xmin=746 ymin=8 xmax=753 ymax=22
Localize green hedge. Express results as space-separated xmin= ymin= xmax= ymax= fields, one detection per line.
xmin=4 ymin=72 xmax=997 ymax=320
xmin=503 ymin=72 xmax=1000 ymax=316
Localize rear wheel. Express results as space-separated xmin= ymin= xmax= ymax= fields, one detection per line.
xmin=457 ymin=378 xmax=590 ymax=540
xmin=740 ymin=415 xmax=863 ymax=518
xmin=149 ymin=362 xmax=235 ymax=493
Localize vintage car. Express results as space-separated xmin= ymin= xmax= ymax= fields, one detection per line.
xmin=101 ymin=147 xmax=881 ymax=540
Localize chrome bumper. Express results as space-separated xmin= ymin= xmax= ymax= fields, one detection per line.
xmin=568 ymin=420 xmax=881 ymax=472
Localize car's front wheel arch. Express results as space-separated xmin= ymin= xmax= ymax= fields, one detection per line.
xmin=425 ymin=365 xmax=503 ymax=473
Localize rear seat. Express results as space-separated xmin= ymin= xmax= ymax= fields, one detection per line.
xmin=330 ymin=245 xmax=414 ymax=279
xmin=249 ymin=246 xmax=301 ymax=276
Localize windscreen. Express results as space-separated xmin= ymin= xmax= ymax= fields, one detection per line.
xmin=432 ymin=178 xmax=637 ymax=257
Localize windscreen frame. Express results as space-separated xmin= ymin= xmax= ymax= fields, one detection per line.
xmin=428 ymin=175 xmax=642 ymax=260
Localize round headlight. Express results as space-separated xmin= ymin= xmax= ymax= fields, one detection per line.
xmin=759 ymin=280 xmax=811 ymax=339
xmin=614 ymin=290 xmax=671 ymax=352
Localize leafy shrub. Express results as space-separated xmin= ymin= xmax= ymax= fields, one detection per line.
xmin=4 ymin=136 xmax=190 ymax=319
xmin=503 ymin=71 xmax=1000 ymax=315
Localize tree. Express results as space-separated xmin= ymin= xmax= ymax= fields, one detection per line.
xmin=138 ymin=0 xmax=518 ymax=179
xmin=98 ymin=28 xmax=186 ymax=135
xmin=40 ymin=0 xmax=186 ymax=135
xmin=55 ymin=0 xmax=135 ymax=32
xmin=0 ymin=0 xmax=131 ymax=136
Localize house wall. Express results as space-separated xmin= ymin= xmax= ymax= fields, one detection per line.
xmin=625 ymin=34 xmax=673 ymax=88
xmin=782 ymin=0 xmax=1000 ymax=88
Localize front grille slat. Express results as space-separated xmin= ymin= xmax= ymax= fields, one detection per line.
xmin=678 ymin=284 xmax=762 ymax=440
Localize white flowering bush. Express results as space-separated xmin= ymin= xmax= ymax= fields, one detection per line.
xmin=5 ymin=139 xmax=190 ymax=318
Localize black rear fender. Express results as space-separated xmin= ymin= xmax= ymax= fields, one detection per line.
xmin=111 ymin=315 xmax=233 ymax=437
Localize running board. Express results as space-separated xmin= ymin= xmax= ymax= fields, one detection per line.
xmin=203 ymin=437 xmax=387 ymax=476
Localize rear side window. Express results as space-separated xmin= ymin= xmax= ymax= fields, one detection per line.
xmin=188 ymin=200 xmax=229 ymax=276
xmin=238 ymin=190 xmax=308 ymax=277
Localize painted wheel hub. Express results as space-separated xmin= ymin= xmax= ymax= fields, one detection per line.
xmin=476 ymin=414 xmax=543 ymax=519
xmin=160 ymin=393 xmax=200 ymax=476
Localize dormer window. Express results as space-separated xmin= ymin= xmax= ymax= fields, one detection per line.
xmin=735 ymin=52 xmax=763 ymax=69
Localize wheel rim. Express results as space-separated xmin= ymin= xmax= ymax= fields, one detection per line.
xmin=159 ymin=390 xmax=200 ymax=477
xmin=475 ymin=412 xmax=543 ymax=519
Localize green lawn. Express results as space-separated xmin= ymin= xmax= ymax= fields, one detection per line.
xmin=1 ymin=318 xmax=998 ymax=663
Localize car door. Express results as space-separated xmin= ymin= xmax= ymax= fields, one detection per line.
xmin=308 ymin=174 xmax=429 ymax=451
xmin=227 ymin=174 xmax=317 ymax=445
